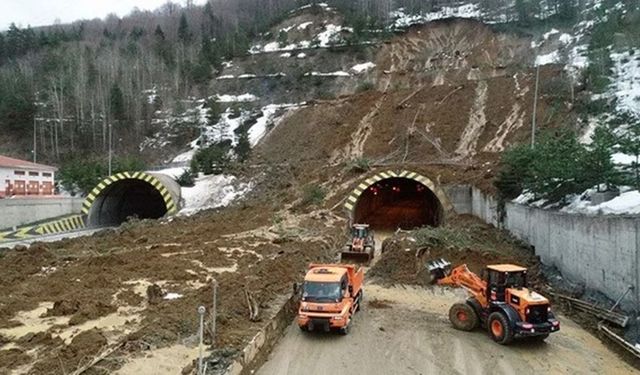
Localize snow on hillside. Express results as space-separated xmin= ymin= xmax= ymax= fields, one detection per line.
xmin=248 ymin=22 xmax=353 ymax=54
xmin=180 ymin=174 xmax=253 ymax=215
xmin=610 ymin=50 xmax=640 ymax=117
xmin=390 ymin=3 xmax=481 ymax=29
xmin=248 ymin=103 xmax=305 ymax=146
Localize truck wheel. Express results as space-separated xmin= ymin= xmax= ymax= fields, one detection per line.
xmin=449 ymin=302 xmax=479 ymax=331
xmin=356 ymin=290 xmax=364 ymax=312
xmin=488 ymin=312 xmax=514 ymax=345
xmin=339 ymin=323 xmax=350 ymax=335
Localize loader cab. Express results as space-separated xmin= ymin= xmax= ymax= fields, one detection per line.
xmin=485 ymin=264 xmax=528 ymax=302
xmin=351 ymin=224 xmax=370 ymax=239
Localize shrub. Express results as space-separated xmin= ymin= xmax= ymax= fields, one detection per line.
xmin=301 ymin=184 xmax=326 ymax=206
xmin=348 ymin=157 xmax=372 ymax=173
xmin=176 ymin=169 xmax=197 ymax=187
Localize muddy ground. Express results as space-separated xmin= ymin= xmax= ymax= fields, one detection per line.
xmin=0 ymin=196 xmax=345 ymax=374
xmin=258 ymin=284 xmax=637 ymax=375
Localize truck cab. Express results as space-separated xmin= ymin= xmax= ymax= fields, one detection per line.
xmin=298 ymin=264 xmax=364 ymax=334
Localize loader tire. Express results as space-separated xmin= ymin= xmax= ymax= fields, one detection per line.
xmin=488 ymin=312 xmax=514 ymax=345
xmin=449 ymin=302 xmax=479 ymax=331
xmin=365 ymin=246 xmax=374 ymax=258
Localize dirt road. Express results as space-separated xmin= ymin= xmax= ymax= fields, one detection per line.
xmin=257 ymin=284 xmax=636 ymax=375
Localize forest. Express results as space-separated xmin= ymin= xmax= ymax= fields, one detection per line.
xmin=0 ymin=0 xmax=588 ymax=165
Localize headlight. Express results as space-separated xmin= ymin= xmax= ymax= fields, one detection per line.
xmin=333 ymin=316 xmax=343 ymax=321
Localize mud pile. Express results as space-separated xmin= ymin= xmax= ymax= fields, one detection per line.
xmin=369 ymin=215 xmax=541 ymax=285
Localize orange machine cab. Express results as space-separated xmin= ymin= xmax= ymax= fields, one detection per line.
xmin=297 ymin=264 xmax=364 ymax=335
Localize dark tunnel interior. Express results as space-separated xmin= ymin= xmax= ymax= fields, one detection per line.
xmin=88 ymin=179 xmax=168 ymax=227
xmin=353 ymin=178 xmax=443 ymax=231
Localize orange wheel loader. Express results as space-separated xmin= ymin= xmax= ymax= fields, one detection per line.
xmin=297 ymin=263 xmax=364 ymax=335
xmin=340 ymin=224 xmax=375 ymax=264
xmin=427 ymin=258 xmax=560 ymax=344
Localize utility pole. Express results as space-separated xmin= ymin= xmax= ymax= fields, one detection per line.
xmin=33 ymin=118 xmax=37 ymax=163
xmin=531 ymin=63 xmax=540 ymax=148
xmin=108 ymin=123 xmax=113 ymax=176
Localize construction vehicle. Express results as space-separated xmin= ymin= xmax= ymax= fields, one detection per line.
xmin=428 ymin=258 xmax=560 ymax=344
xmin=340 ymin=224 xmax=375 ymax=264
xmin=297 ymin=263 xmax=364 ymax=335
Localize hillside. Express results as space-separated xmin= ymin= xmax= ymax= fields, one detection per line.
xmin=2 ymin=1 xmax=640 ymax=374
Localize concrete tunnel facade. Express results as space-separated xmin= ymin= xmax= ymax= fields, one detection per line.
xmin=344 ymin=170 xmax=453 ymax=231
xmin=82 ymin=172 xmax=181 ymax=227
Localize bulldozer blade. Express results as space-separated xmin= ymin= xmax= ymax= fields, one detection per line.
xmin=426 ymin=258 xmax=452 ymax=284
xmin=340 ymin=252 xmax=372 ymax=265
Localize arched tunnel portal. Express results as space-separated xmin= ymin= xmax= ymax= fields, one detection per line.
xmin=344 ymin=170 xmax=452 ymax=231
xmin=82 ymin=172 xmax=181 ymax=227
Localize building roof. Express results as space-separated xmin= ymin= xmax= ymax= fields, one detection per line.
xmin=0 ymin=155 xmax=57 ymax=172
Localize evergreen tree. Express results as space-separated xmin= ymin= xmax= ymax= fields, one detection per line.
xmin=582 ymin=125 xmax=619 ymax=191
xmin=619 ymin=119 xmax=640 ymax=189
xmin=109 ymin=83 xmax=126 ymax=123
xmin=178 ymin=13 xmax=193 ymax=44
xmin=235 ymin=129 xmax=252 ymax=162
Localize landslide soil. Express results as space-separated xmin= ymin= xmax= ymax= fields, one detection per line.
xmin=0 ymin=183 xmax=344 ymax=374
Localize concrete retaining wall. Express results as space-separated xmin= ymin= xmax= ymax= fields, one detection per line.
xmin=225 ymin=293 xmax=298 ymax=375
xmin=0 ymin=197 xmax=83 ymax=229
xmin=447 ymin=185 xmax=639 ymax=310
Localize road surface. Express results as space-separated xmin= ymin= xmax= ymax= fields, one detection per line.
xmin=257 ymin=284 xmax=637 ymax=375
xmin=0 ymin=228 xmax=106 ymax=249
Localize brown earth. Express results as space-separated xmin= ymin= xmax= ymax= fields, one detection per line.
xmin=0 ymin=16 xmax=588 ymax=375
xmin=368 ymin=215 xmax=540 ymax=286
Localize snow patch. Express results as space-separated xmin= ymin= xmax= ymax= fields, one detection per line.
xmin=180 ymin=174 xmax=252 ymax=215
xmin=536 ymin=51 xmax=561 ymax=66
xmin=153 ymin=167 xmax=188 ymax=179
xmin=543 ymin=29 xmax=560 ymax=40
xmin=390 ymin=4 xmax=481 ymax=29
xmin=249 ymin=103 xmax=305 ymax=146
xmin=216 ymin=94 xmax=258 ymax=103
xmin=609 ymin=50 xmax=640 ymax=116
xmin=612 ymin=152 xmax=637 ymax=165
xmin=351 ymin=62 xmax=376 ymax=74
xmin=297 ymin=53 xmax=307 ymax=59
xmin=164 ymin=293 xmax=183 ymax=300
xmin=305 ymin=71 xmax=350 ymax=77
xmin=280 ymin=52 xmax=291 ymax=58
xmin=298 ymin=21 xmax=313 ymax=30
xmin=562 ymin=190 xmax=640 ymax=215
xmin=216 ymin=75 xmax=235 ymax=80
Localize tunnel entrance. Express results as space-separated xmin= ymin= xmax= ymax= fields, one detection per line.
xmin=353 ymin=177 xmax=443 ymax=231
xmin=87 ymin=179 xmax=168 ymax=227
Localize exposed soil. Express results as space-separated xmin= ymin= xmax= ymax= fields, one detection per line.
xmin=369 ymin=215 xmax=539 ymax=286
xmin=368 ymin=299 xmax=394 ymax=309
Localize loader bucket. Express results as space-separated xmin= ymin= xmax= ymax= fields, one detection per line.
xmin=340 ymin=251 xmax=372 ymax=265
xmin=426 ymin=258 xmax=452 ymax=284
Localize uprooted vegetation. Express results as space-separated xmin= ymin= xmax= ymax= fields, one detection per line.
xmin=369 ymin=215 xmax=542 ymax=286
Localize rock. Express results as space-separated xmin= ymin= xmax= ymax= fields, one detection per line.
xmin=147 ymin=284 xmax=165 ymax=305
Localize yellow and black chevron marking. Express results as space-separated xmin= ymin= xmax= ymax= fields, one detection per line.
xmin=82 ymin=171 xmax=177 ymax=216
xmin=0 ymin=214 xmax=87 ymax=242
xmin=343 ymin=169 xmax=453 ymax=213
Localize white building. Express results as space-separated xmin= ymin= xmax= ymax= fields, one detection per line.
xmin=0 ymin=155 xmax=57 ymax=198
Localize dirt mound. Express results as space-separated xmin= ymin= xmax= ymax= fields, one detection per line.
xmin=119 ymin=290 xmax=144 ymax=306
xmin=29 ymin=329 xmax=108 ymax=375
xmin=0 ymin=348 xmax=31 ymax=371
xmin=46 ymin=299 xmax=81 ymax=317
xmin=370 ymin=215 xmax=538 ymax=285
xmin=68 ymin=301 xmax=118 ymax=326
xmin=147 ymin=284 xmax=165 ymax=305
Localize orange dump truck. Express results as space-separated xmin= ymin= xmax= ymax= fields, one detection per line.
xmin=297 ymin=263 xmax=364 ymax=334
